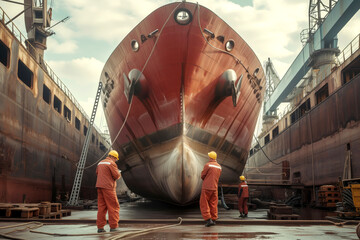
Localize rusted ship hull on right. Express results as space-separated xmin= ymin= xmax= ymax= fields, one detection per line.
xmin=247 ymin=34 xmax=360 ymax=194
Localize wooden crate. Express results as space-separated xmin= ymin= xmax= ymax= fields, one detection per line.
xmin=49 ymin=212 xmax=62 ymax=219
xmin=39 ymin=202 xmax=51 ymax=215
xmin=51 ymin=203 xmax=62 ymax=212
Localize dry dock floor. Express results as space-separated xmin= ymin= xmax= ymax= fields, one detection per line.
xmin=0 ymin=200 xmax=359 ymax=239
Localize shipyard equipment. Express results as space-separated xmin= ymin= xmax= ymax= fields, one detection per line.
xmin=337 ymin=178 xmax=360 ymax=238
xmin=264 ymin=0 xmax=360 ymax=116
xmin=68 ymin=82 xmax=103 ymax=206
xmin=338 ymin=178 xmax=360 ymax=215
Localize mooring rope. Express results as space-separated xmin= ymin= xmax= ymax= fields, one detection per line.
xmin=0 ymin=222 xmax=44 ymax=240
xmin=28 ymin=217 xmax=183 ymax=238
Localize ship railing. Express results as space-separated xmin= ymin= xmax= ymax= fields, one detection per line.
xmin=337 ymin=33 xmax=360 ymax=65
xmin=246 ymin=179 xmax=291 ymax=186
xmin=244 ymin=166 xmax=291 ymax=185
xmin=0 ymin=7 xmax=26 ymax=45
xmin=0 ymin=7 xmax=102 ymax=135
xmin=267 ymin=34 xmax=360 ymax=127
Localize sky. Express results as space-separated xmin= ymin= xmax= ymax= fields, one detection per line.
xmin=2 ymin=0 xmax=360 ymax=135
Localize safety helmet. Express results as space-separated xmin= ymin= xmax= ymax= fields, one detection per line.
xmin=208 ymin=151 xmax=217 ymax=160
xmin=108 ymin=150 xmax=119 ymax=160
xmin=240 ymin=175 xmax=246 ymax=181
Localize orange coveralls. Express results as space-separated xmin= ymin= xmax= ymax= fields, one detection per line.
xmin=200 ymin=159 xmax=222 ymax=221
xmin=96 ymin=157 xmax=121 ymax=229
xmin=238 ymin=181 xmax=249 ymax=215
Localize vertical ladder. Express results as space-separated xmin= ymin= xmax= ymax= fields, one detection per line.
xmin=67 ymin=82 xmax=103 ymax=206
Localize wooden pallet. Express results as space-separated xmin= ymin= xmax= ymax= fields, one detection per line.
xmin=0 ymin=202 xmax=66 ymax=219
xmin=336 ymin=211 xmax=360 ymax=218
xmin=269 ymin=205 xmax=293 ymax=215
xmin=0 ymin=204 xmax=15 ymax=217
xmin=322 ymin=202 xmax=337 ymax=208
xmin=319 ymin=185 xmax=338 ymax=192
xmin=267 ymin=211 xmax=300 ymax=220
xmin=60 ymin=209 xmax=71 ymax=217
xmin=10 ymin=207 xmax=40 ymax=218
xmin=38 ymin=214 xmax=51 ymax=219
xmin=50 ymin=212 xmax=62 ymax=219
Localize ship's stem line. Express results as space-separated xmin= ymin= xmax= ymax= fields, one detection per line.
xmin=79 ymin=2 xmax=183 ymax=170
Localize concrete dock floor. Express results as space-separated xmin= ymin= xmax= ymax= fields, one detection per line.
xmin=0 ymin=200 xmax=359 ymax=240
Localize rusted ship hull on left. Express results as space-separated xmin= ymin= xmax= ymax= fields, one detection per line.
xmin=0 ymin=8 xmax=109 ymax=203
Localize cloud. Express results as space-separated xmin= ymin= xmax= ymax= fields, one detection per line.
xmin=47 ymin=57 xmax=104 ymax=100
xmin=337 ymin=11 xmax=360 ymax=50
xmin=46 ymin=57 xmax=108 ymax=129
xmin=53 ymin=0 xmax=310 ymax=77
xmin=47 ymin=37 xmax=78 ymax=54
xmin=58 ymin=0 xmax=165 ymax=44
xmin=79 ymin=96 xmax=108 ymax=131
xmin=205 ymin=0 xmax=308 ymax=77
xmin=2 ymin=0 xmax=358 ymax=133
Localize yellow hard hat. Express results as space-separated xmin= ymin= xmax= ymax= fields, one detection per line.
xmin=108 ymin=150 xmax=119 ymax=160
xmin=240 ymin=176 xmax=246 ymax=181
xmin=208 ymin=151 xmax=217 ymax=160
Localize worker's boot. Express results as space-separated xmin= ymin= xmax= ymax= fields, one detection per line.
xmin=97 ymin=228 xmax=106 ymax=233
xmin=239 ymin=213 xmax=243 ymax=218
xmin=205 ymin=219 xmax=215 ymax=227
xmin=110 ymin=228 xmax=120 ymax=232
xmin=244 ymin=214 xmax=248 ymax=218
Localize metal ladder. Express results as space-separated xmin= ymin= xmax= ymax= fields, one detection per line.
xmin=67 ymin=82 xmax=103 ymax=206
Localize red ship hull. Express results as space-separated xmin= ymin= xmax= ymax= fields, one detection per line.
xmin=101 ymin=2 xmax=264 ymax=205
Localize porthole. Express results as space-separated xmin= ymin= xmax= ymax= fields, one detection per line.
xmin=174 ymin=8 xmax=192 ymax=25
xmin=131 ymin=40 xmax=139 ymax=52
xmin=225 ymin=40 xmax=235 ymax=52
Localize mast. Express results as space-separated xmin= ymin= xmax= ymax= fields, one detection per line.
xmin=24 ymin=0 xmax=53 ymax=63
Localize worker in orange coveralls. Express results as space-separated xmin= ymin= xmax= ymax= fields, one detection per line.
xmin=96 ymin=150 xmax=121 ymax=233
xmin=200 ymin=151 xmax=222 ymax=227
xmin=238 ymin=175 xmax=249 ymax=218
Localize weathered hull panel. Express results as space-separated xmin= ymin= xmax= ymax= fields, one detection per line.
xmin=101 ymin=2 xmax=264 ymax=205
xmin=0 ymin=14 xmax=108 ymax=203
xmin=247 ymin=63 xmax=360 ymax=187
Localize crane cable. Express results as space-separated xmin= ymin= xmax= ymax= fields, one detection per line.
xmin=253 ymin=136 xmax=281 ymax=165
xmin=77 ymin=2 xmax=183 ymax=170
